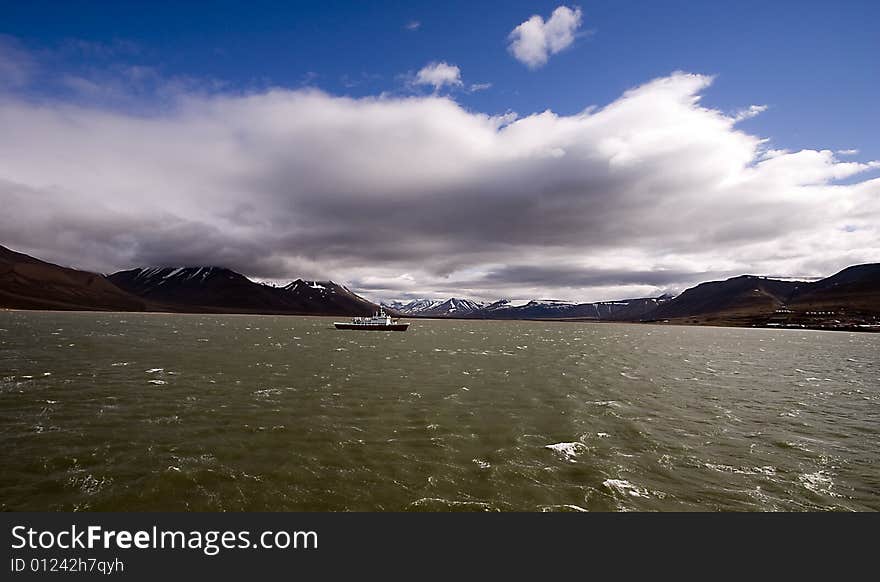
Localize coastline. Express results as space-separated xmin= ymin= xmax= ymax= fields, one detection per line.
xmin=3 ymin=306 xmax=877 ymax=333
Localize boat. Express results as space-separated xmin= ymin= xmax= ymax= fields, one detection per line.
xmin=334 ymin=308 xmax=410 ymax=331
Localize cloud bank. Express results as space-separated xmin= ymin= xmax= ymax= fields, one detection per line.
xmin=508 ymin=6 xmax=583 ymax=69
xmin=0 ymin=70 xmax=878 ymax=303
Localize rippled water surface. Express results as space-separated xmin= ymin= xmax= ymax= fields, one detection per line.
xmin=1 ymin=311 xmax=878 ymax=511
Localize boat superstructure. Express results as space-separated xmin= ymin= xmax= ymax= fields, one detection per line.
xmin=334 ymin=308 xmax=410 ymax=331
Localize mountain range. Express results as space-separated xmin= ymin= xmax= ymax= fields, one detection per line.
xmin=381 ymin=296 xmax=672 ymax=321
xmin=380 ymin=270 xmax=880 ymax=330
xmin=384 ymin=297 xmax=486 ymax=317
xmin=0 ymin=245 xmax=379 ymax=316
xmin=1 ymin=244 xmax=878 ymax=330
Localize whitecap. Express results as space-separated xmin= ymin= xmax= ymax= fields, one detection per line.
xmin=800 ymin=471 xmax=838 ymax=496
xmin=539 ymin=504 xmax=589 ymax=512
xmin=472 ymin=459 xmax=491 ymax=470
xmin=603 ymin=479 xmax=650 ymax=498
xmin=253 ymin=388 xmax=282 ymax=398
xmin=407 ymin=498 xmax=499 ymax=512
xmin=145 ymin=368 xmax=164 ymax=374
xmin=68 ymin=473 xmax=111 ymax=495
xmin=544 ymin=442 xmax=587 ymax=462
xmin=705 ymin=463 xmax=777 ymax=476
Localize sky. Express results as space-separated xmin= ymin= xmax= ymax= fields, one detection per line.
xmin=1 ymin=0 xmax=878 ymax=303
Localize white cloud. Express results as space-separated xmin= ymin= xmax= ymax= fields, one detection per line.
xmin=508 ymin=6 xmax=583 ymax=69
xmin=837 ymin=149 xmax=859 ymax=156
xmin=414 ymin=61 xmax=462 ymax=91
xmin=1 ymin=71 xmax=878 ymax=303
xmin=405 ymin=20 xmax=421 ymax=31
xmin=733 ymin=104 xmax=768 ymax=122
xmin=469 ymin=82 xmax=492 ymax=92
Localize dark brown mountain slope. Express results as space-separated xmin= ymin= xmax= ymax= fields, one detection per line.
xmin=789 ymin=264 xmax=880 ymax=314
xmin=641 ymin=265 xmax=879 ymax=327
xmin=647 ymin=276 xmax=800 ymax=321
xmin=0 ymin=245 xmax=146 ymax=311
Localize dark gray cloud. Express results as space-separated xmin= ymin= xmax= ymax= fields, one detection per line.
xmin=479 ymin=266 xmax=731 ymax=289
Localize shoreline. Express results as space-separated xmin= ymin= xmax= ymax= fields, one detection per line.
xmin=2 ymin=307 xmax=878 ymax=333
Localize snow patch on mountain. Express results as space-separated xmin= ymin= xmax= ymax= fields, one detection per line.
xmin=128 ymin=266 xmax=228 ymax=288
xmin=385 ymin=297 xmax=485 ymax=316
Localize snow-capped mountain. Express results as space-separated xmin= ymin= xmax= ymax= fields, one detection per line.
xmin=480 ymin=299 xmax=532 ymax=311
xmin=383 ymin=297 xmax=485 ymax=316
xmin=280 ymin=279 xmax=378 ymax=314
xmin=422 ymin=298 xmax=485 ymax=316
xmin=474 ymin=297 xmax=671 ymax=320
xmin=382 ymin=299 xmax=440 ymax=315
xmin=383 ymin=296 xmax=668 ymax=319
xmin=283 ymin=279 xmax=333 ymax=295
xmin=477 ymin=299 xmax=577 ymax=319
xmin=108 ymin=266 xmax=257 ymax=306
xmin=109 ymin=268 xmax=379 ymax=315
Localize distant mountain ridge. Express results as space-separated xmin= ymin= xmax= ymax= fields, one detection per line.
xmin=383 ymin=296 xmax=672 ymax=321
xmin=472 ymin=298 xmax=665 ymax=320
xmin=1 ymin=244 xmax=878 ymax=330
xmin=374 ymin=266 xmax=879 ymax=330
xmin=384 ymin=298 xmax=485 ymax=317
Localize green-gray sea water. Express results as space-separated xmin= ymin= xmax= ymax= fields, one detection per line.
xmin=1 ymin=311 xmax=878 ymax=511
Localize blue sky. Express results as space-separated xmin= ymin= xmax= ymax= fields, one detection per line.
xmin=5 ymin=0 xmax=878 ymax=158
xmin=1 ymin=1 xmax=878 ymax=302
